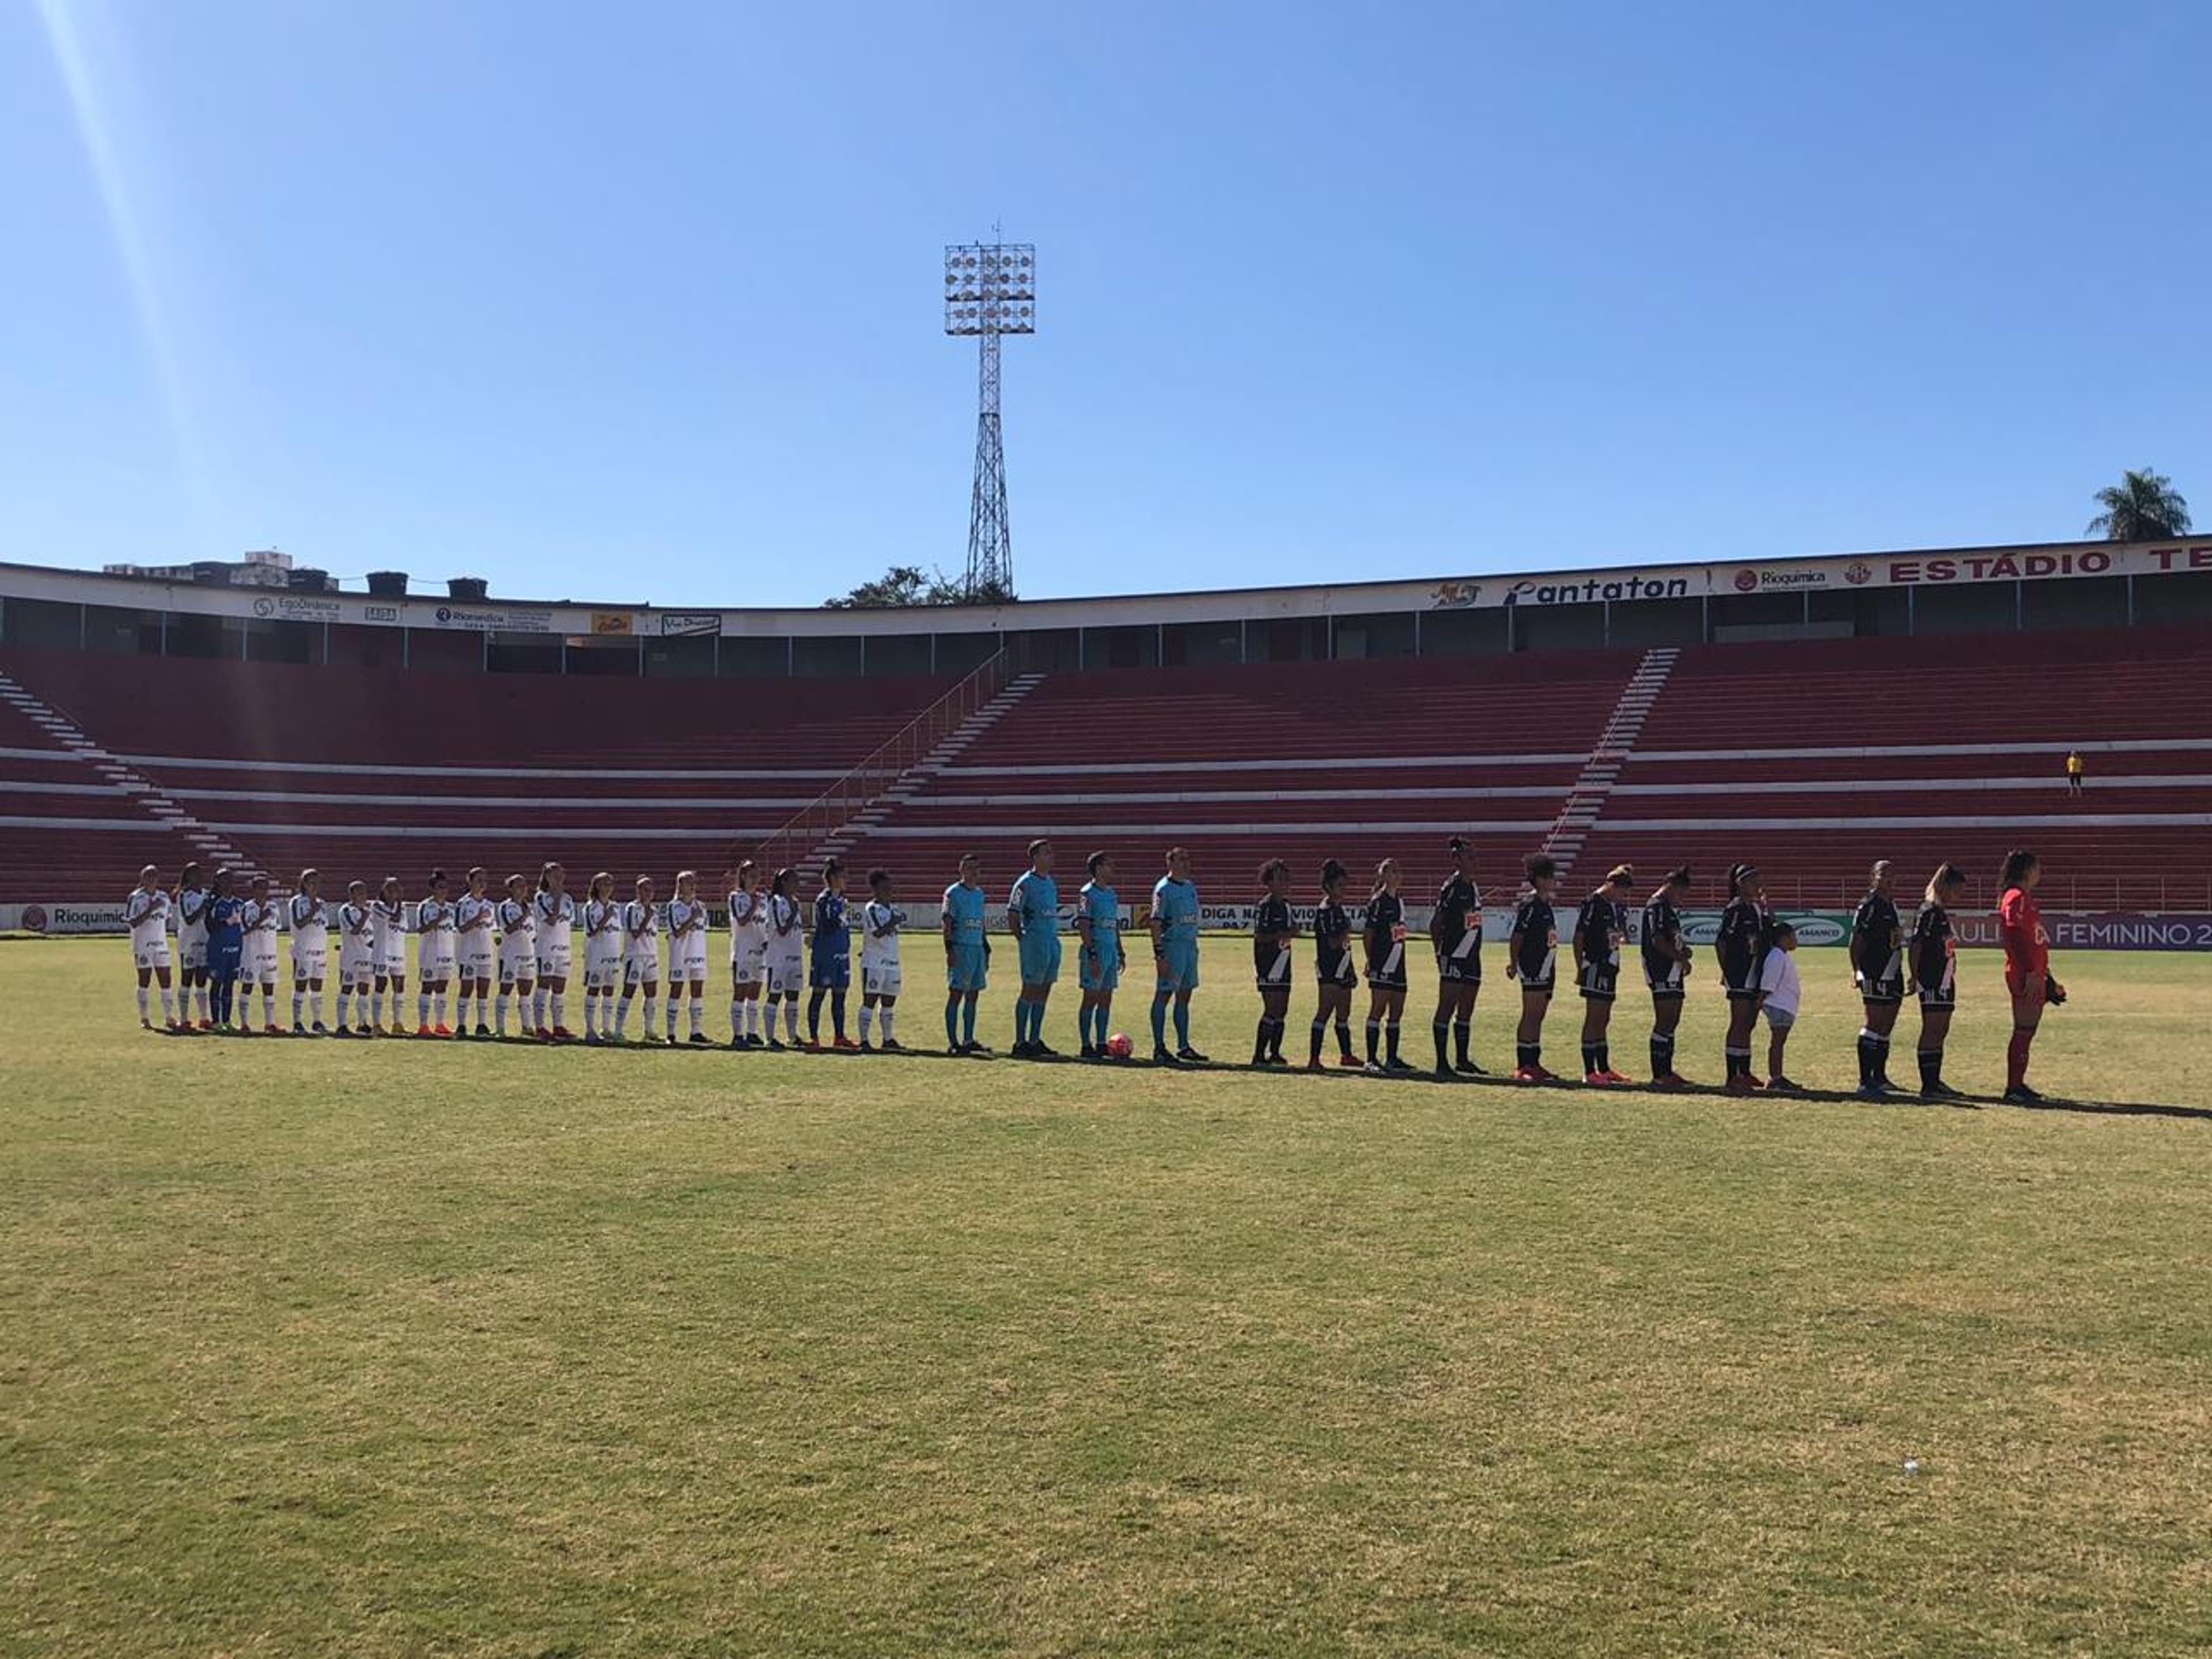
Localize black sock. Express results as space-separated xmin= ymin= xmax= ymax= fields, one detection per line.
xmin=1517 ymin=1041 xmax=1539 ymax=1070
xmin=1336 ymin=1021 xmax=1354 ymax=1058
xmin=1581 ymin=1043 xmax=1598 ymax=1075
xmin=1385 ymin=1022 xmax=1401 ymax=1063
xmin=1870 ymin=1033 xmax=1889 ymax=1080
xmin=1433 ymin=1021 xmax=1450 ymax=1069
xmin=1651 ymin=1031 xmax=1673 ymax=1078
xmin=832 ymin=991 xmax=847 ymax=1039
xmin=1855 ymin=1032 xmax=1875 ymax=1085
xmin=1254 ymin=1019 xmax=1269 ymax=1063
xmin=1309 ymin=1021 xmax=1324 ymax=1065
xmin=1270 ymin=1018 xmax=1286 ymax=1060
xmin=1453 ymin=1021 xmax=1471 ymax=1066
xmin=1595 ymin=1042 xmax=1609 ymax=1074
xmin=808 ymin=988 xmax=825 ymax=1039
xmin=1725 ymin=1049 xmax=1740 ymax=1081
xmin=1919 ymin=1048 xmax=1942 ymax=1089
xmin=1365 ymin=1020 xmax=1380 ymax=1063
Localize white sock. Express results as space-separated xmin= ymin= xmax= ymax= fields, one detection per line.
xmin=881 ymin=1006 xmax=895 ymax=1043
xmin=729 ymin=998 xmax=741 ymax=1036
xmin=550 ymin=993 xmax=564 ymax=1030
xmin=418 ymin=992 xmax=431 ymax=1026
xmin=858 ymin=1005 xmax=874 ymax=1043
xmin=644 ymin=996 xmax=657 ymax=1035
xmin=456 ymin=991 xmax=471 ymax=1028
xmin=689 ymin=1001 xmax=702 ymax=1036
xmin=309 ymin=991 xmax=323 ymax=1026
xmin=495 ymin=993 xmax=508 ymax=1035
xmin=666 ymin=995 xmax=679 ymax=1036
xmin=585 ymin=995 xmax=599 ymax=1037
xmin=137 ymin=985 xmax=150 ymax=1022
xmin=264 ymin=989 xmax=278 ymax=1022
xmin=785 ymin=1001 xmax=800 ymax=1041
xmin=370 ymin=990 xmax=383 ymax=1025
xmin=532 ymin=989 xmax=547 ymax=1028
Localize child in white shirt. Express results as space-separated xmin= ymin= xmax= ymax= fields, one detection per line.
xmin=1758 ymin=921 xmax=1802 ymax=1092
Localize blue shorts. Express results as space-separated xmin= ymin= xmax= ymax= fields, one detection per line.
xmin=1156 ymin=939 xmax=1200 ymax=993
xmin=1018 ymin=930 xmax=1062 ymax=986
xmin=1077 ymin=940 xmax=1120 ymax=992
xmin=946 ymin=942 xmax=988 ymax=993
xmin=809 ymin=950 xmax=850 ymax=991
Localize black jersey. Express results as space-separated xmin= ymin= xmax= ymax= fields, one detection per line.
xmin=1911 ymin=904 xmax=1956 ymax=996
xmin=1434 ymin=873 xmax=1482 ymax=972
xmin=1574 ymin=892 xmax=1627 ymax=970
xmin=1364 ymin=891 xmax=1407 ymax=971
xmin=1314 ymin=897 xmax=1356 ymax=984
xmin=1717 ymin=896 xmax=1770 ymax=993
xmin=1253 ymin=895 xmax=1294 ymax=984
xmin=1511 ymin=895 xmax=1557 ymax=983
xmin=1641 ymin=893 xmax=1685 ymax=984
xmin=1853 ymin=891 xmax=1904 ymax=978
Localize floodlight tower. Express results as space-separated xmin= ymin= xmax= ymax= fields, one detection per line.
xmin=944 ymin=239 xmax=1035 ymax=599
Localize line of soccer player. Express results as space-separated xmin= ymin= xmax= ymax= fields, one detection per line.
xmin=119 ymin=839 xmax=2064 ymax=1101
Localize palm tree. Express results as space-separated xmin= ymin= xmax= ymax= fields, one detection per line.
xmin=2087 ymin=469 xmax=2191 ymax=540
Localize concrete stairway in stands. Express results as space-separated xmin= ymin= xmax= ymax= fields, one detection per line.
xmin=0 ymin=666 xmax=258 ymax=876
xmin=808 ymin=672 xmax=1047 ymax=871
xmin=1540 ymin=646 xmax=1679 ymax=880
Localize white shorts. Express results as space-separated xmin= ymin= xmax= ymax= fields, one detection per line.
xmin=338 ymin=949 xmax=377 ymax=987
xmin=180 ymin=928 xmax=207 ymax=971
xmin=133 ymin=937 xmax=172 ymax=972
xmin=731 ymin=950 xmax=765 ymax=988
xmin=671 ymin=945 xmax=708 ymax=983
xmin=863 ymin=960 xmax=902 ymax=998
xmin=621 ymin=948 xmax=660 ymax=988
xmin=458 ymin=945 xmax=494 ymax=981
xmin=581 ymin=949 xmax=623 ymax=991
xmin=418 ymin=942 xmax=456 ymax=981
xmin=291 ymin=944 xmax=327 ymax=980
xmin=245 ymin=944 xmax=279 ymax=983
xmin=767 ymin=954 xmax=805 ymax=995
xmin=378 ymin=940 xmax=406 ymax=977
xmin=535 ymin=946 xmax=573 ymax=982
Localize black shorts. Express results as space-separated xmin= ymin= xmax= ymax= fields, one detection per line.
xmin=1578 ymin=961 xmax=1618 ymax=1002
xmin=1726 ymin=988 xmax=1764 ymax=1004
xmin=1916 ymin=982 xmax=1957 ymax=1009
xmin=1439 ymin=955 xmax=1481 ymax=985
xmin=1316 ymin=949 xmax=1357 ymax=989
xmin=1365 ymin=963 xmax=1408 ymax=992
xmin=1857 ymin=971 xmax=1906 ymax=1005
xmin=1516 ymin=973 xmax=1554 ymax=996
xmin=1644 ymin=967 xmax=1687 ymax=1002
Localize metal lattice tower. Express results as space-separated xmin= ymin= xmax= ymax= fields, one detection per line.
xmin=944 ymin=240 xmax=1034 ymax=599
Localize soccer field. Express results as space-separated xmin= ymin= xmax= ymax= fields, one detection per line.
xmin=6 ymin=937 xmax=2211 ymax=1657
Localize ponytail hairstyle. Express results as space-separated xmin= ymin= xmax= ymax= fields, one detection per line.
xmin=539 ymin=860 xmax=563 ymax=893
xmin=1925 ymin=862 xmax=1967 ymax=907
xmin=427 ymin=866 xmax=448 ymax=893
xmin=1999 ymin=849 xmax=2039 ymax=893
xmin=772 ymin=866 xmax=796 ymax=898
xmin=1524 ymin=853 xmax=1556 ymax=885
xmin=736 ymin=857 xmax=757 ymax=887
xmin=1320 ymin=857 xmax=1347 ymax=895
xmin=1258 ymin=857 xmax=1289 ymax=889
xmin=1372 ymin=857 xmax=1399 ymax=896
xmin=589 ymin=870 xmax=615 ymax=902
xmin=180 ymin=861 xmax=203 ymax=891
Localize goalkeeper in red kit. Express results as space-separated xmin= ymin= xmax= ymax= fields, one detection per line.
xmin=1997 ymin=849 xmax=2065 ymax=1104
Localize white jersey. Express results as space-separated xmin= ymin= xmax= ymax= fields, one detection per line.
xmin=453 ymin=893 xmax=497 ymax=973
xmin=532 ymin=890 xmax=575 ymax=973
xmin=336 ymin=902 xmax=377 ymax=979
xmin=765 ymin=893 xmax=805 ymax=994
xmin=126 ymin=888 xmax=172 ymax=970
xmin=415 ymin=896 xmax=457 ymax=978
xmin=372 ymin=897 xmax=408 ymax=974
xmin=496 ymin=896 xmax=536 ymax=979
xmin=859 ymin=897 xmax=903 ymax=995
xmin=241 ymin=899 xmax=281 ymax=979
xmin=619 ymin=898 xmax=660 ymax=986
xmin=666 ymin=896 xmax=709 ymax=978
xmin=176 ymin=886 xmax=210 ymax=969
xmin=289 ymin=893 xmax=329 ymax=969
xmin=577 ymin=897 xmax=621 ymax=990
xmin=728 ymin=888 xmax=768 ymax=964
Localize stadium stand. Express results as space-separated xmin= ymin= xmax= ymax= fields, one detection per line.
xmin=5 ymin=620 xmax=2210 ymax=912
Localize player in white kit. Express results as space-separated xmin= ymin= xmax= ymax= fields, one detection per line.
xmin=126 ymin=864 xmax=177 ymax=1031
xmin=764 ymin=866 xmax=806 ymax=1049
xmin=579 ymin=872 xmax=624 ymax=1044
xmin=665 ymin=869 xmax=711 ymax=1043
xmin=334 ymin=880 xmax=378 ymax=1035
xmin=175 ymin=861 xmax=212 ymax=1029
xmin=287 ymin=868 xmax=331 ymax=1035
xmin=858 ymin=867 xmax=906 ymax=1051
xmin=532 ymin=862 xmax=576 ymax=1040
xmin=415 ymin=869 xmax=457 ymax=1037
xmin=372 ymin=875 xmax=409 ymax=1036
xmin=453 ymin=868 xmax=497 ymax=1038
xmin=616 ymin=874 xmax=661 ymax=1042
xmin=241 ymin=874 xmax=283 ymax=1033
xmin=726 ymin=858 xmax=768 ymax=1049
xmin=495 ymin=873 xmax=536 ymax=1039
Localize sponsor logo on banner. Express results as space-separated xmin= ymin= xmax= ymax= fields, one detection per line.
xmin=1951 ymin=912 xmax=2212 ymax=952
xmin=1503 ymin=571 xmax=1695 ymax=607
xmin=1729 ymin=566 xmax=1830 ymax=593
xmin=249 ymin=594 xmax=344 ymax=620
xmin=363 ymin=604 xmax=401 ymax=623
xmin=1676 ymin=911 xmax=1848 ymax=948
xmin=659 ymin=612 xmax=724 ymax=637
xmin=1430 ymin=581 xmax=1482 ymax=609
xmin=433 ymin=604 xmax=554 ymax=632
xmin=590 ymin=611 xmax=635 ymax=637
xmin=3 ymin=901 xmax=130 ymax=935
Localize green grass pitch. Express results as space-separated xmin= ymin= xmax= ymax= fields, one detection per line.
xmin=6 ymin=936 xmax=2212 ymax=1656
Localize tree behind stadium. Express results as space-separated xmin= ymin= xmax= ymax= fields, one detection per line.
xmin=2088 ymin=469 xmax=2191 ymax=540
xmin=824 ymin=565 xmax=1014 ymax=609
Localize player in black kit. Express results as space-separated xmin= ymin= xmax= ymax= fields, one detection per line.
xmin=1308 ymin=858 xmax=1360 ymax=1070
xmin=1429 ymin=835 xmax=1485 ymax=1078
xmin=1908 ymin=862 xmax=1967 ymax=1100
xmin=1641 ymin=866 xmax=1695 ymax=1086
xmin=1573 ymin=864 xmax=1635 ymax=1084
xmin=1850 ymin=859 xmax=1906 ymax=1098
xmin=1717 ymin=861 xmax=1774 ymax=1090
xmin=1506 ymin=853 xmax=1560 ymax=1081
xmin=1251 ymin=859 xmax=1297 ymax=1065
xmin=1362 ymin=858 xmax=1413 ymax=1072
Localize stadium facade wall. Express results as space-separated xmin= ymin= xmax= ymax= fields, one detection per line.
xmin=5 ymin=537 xmax=2211 ymax=679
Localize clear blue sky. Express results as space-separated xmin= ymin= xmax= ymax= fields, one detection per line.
xmin=5 ymin=1 xmax=2206 ymax=606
